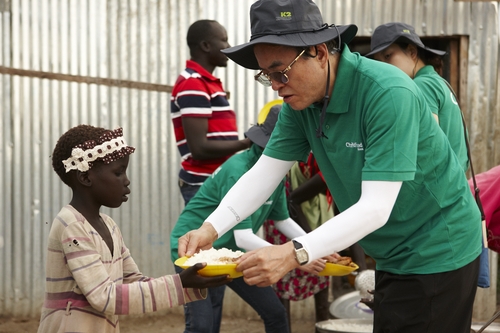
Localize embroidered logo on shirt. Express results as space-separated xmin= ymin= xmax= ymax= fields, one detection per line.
xmin=264 ymin=200 xmax=273 ymax=205
xmin=345 ymin=142 xmax=364 ymax=151
xmin=450 ymin=92 xmax=459 ymax=106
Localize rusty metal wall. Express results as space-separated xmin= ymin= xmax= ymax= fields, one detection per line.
xmin=0 ymin=0 xmax=498 ymax=320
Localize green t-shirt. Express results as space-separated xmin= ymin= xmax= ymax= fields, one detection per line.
xmin=414 ymin=65 xmax=468 ymax=172
xmin=264 ymin=46 xmax=481 ymax=275
xmin=170 ymin=144 xmax=289 ymax=262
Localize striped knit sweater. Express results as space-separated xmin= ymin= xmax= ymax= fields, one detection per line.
xmin=37 ymin=205 xmax=205 ymax=333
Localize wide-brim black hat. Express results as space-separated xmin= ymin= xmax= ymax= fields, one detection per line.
xmin=221 ymin=0 xmax=358 ymax=70
xmin=365 ymin=22 xmax=446 ymax=57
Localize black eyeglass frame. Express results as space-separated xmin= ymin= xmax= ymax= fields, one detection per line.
xmin=254 ymin=49 xmax=306 ymax=87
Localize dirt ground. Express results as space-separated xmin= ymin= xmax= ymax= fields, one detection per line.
xmin=0 ymin=276 xmax=355 ymax=333
xmin=0 ymin=313 xmax=316 ymax=333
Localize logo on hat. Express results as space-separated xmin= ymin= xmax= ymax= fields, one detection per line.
xmin=402 ymin=29 xmax=410 ymax=34
xmin=277 ymin=11 xmax=292 ymax=20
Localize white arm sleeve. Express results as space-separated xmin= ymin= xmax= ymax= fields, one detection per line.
xmin=234 ymin=229 xmax=272 ymax=251
xmin=274 ymin=217 xmax=307 ymax=239
xmin=206 ymin=155 xmax=296 ymax=238
xmin=293 ymin=180 xmax=402 ymax=263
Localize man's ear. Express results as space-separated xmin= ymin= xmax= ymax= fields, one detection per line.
xmin=76 ymin=171 xmax=92 ymax=187
xmin=200 ymin=40 xmax=211 ymax=53
xmin=316 ymin=44 xmax=331 ymax=68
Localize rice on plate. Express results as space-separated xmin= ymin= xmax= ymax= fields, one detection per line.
xmin=184 ymin=248 xmax=244 ymax=265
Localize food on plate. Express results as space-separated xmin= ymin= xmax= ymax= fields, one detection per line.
xmin=331 ymin=256 xmax=357 ymax=268
xmin=184 ymin=248 xmax=243 ymax=266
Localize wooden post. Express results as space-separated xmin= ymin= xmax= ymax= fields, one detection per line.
xmin=473 ymin=250 xmax=498 ymax=322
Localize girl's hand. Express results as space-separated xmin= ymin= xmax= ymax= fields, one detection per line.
xmin=179 ymin=263 xmax=231 ymax=289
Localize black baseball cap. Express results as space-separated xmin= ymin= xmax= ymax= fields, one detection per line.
xmin=365 ymin=22 xmax=446 ymax=57
xmin=221 ymin=0 xmax=358 ymax=70
xmin=244 ymin=105 xmax=281 ymax=148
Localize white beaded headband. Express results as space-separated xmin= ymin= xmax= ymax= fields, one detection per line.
xmin=62 ymin=127 xmax=135 ymax=172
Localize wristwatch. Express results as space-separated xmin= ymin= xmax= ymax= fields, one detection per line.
xmin=292 ymin=240 xmax=309 ymax=266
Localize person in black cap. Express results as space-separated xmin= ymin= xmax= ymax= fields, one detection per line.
xmin=366 ymin=22 xmax=468 ymax=172
xmin=177 ymin=1 xmax=483 ymax=332
xmin=171 ymin=104 xmax=332 ymax=333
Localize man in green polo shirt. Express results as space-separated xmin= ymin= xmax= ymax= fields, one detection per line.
xmin=177 ymin=1 xmax=483 ymax=332
xmin=171 ymin=105 xmax=328 ymax=333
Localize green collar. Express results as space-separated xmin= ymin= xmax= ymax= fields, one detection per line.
xmin=326 ymin=46 xmax=359 ymax=115
xmin=414 ymin=65 xmax=435 ymax=78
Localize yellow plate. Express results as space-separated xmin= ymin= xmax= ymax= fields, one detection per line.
xmin=174 ymin=256 xmax=243 ymax=279
xmin=318 ymin=262 xmax=359 ymax=277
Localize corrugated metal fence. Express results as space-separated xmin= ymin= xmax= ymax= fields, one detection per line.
xmin=0 ymin=0 xmax=498 ymax=319
xmin=0 ymin=0 xmax=278 ymax=317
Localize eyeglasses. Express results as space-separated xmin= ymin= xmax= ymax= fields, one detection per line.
xmin=254 ymin=49 xmax=306 ymax=87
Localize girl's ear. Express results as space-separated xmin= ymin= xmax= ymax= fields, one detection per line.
xmin=76 ymin=171 xmax=92 ymax=187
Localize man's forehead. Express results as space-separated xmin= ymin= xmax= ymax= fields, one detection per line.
xmin=254 ymin=44 xmax=294 ymax=69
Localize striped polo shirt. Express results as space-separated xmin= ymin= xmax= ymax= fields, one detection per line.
xmin=171 ymin=60 xmax=239 ymax=185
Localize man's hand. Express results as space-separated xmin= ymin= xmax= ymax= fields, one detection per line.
xmin=235 ymin=242 xmax=299 ymax=287
xmin=179 ymin=263 xmax=232 ymax=289
xmin=178 ymin=222 xmax=218 ymax=258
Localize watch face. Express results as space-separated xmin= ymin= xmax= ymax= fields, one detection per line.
xmin=296 ymin=248 xmax=308 ymax=264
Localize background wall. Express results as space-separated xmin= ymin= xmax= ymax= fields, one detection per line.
xmin=0 ymin=0 xmax=498 ymax=319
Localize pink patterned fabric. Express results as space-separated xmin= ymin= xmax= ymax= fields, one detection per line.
xmin=469 ymin=165 xmax=500 ymax=252
xmin=264 ymin=220 xmax=329 ymax=301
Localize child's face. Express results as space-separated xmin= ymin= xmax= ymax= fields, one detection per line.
xmin=88 ymin=155 xmax=131 ymax=208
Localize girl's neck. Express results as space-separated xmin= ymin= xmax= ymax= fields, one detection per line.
xmin=70 ymin=195 xmax=101 ymax=226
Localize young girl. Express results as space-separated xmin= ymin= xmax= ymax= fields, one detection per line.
xmin=38 ymin=125 xmax=229 ymax=333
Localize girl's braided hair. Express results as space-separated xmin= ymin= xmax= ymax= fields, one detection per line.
xmin=52 ymin=124 xmax=108 ymax=186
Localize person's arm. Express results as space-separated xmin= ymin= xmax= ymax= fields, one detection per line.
xmin=432 ymin=113 xmax=439 ymax=124
xmin=63 ymin=223 xmax=209 ymax=316
xmin=236 ymin=180 xmax=402 ymax=287
xmin=232 ymin=218 xmax=309 ymax=251
xmin=178 ymin=155 xmax=295 ymax=257
xmin=233 ymin=226 xmax=326 ymax=275
xmin=234 ymin=228 xmax=272 ymax=251
xmin=274 ymin=217 xmax=307 ymax=239
xmin=183 ymin=117 xmax=251 ymax=160
xmin=289 ymin=173 xmax=327 ymax=203
xmin=294 ymin=180 xmax=402 ymax=260
xmin=287 ymin=173 xmax=328 ymax=232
